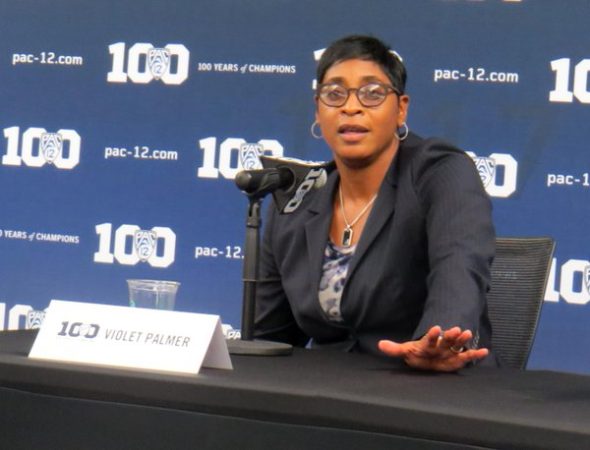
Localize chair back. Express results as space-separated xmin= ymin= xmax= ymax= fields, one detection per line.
xmin=487 ymin=237 xmax=555 ymax=369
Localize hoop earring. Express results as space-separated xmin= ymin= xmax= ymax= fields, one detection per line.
xmin=397 ymin=122 xmax=409 ymax=141
xmin=310 ymin=121 xmax=323 ymax=140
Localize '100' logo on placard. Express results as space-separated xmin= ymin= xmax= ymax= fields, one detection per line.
xmin=58 ymin=321 xmax=100 ymax=339
xmin=94 ymin=223 xmax=176 ymax=268
xmin=107 ymin=43 xmax=189 ymax=85
xmin=2 ymin=127 xmax=81 ymax=169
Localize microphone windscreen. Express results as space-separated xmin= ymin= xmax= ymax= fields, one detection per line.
xmin=314 ymin=169 xmax=328 ymax=189
xmin=234 ymin=170 xmax=253 ymax=191
xmin=259 ymin=155 xmax=333 ymax=213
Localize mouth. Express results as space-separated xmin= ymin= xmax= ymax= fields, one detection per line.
xmin=338 ymin=124 xmax=369 ymax=141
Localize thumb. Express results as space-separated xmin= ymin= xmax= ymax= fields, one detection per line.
xmin=378 ymin=339 xmax=405 ymax=357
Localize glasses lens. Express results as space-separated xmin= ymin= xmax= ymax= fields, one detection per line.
xmin=320 ymin=84 xmax=348 ymax=106
xmin=358 ymin=83 xmax=388 ymax=106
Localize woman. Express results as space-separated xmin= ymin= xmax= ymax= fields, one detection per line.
xmin=254 ymin=35 xmax=496 ymax=371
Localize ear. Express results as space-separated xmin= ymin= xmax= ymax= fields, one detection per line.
xmin=397 ymin=95 xmax=410 ymax=127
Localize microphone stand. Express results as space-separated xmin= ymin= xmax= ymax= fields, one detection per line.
xmin=226 ymin=190 xmax=292 ymax=356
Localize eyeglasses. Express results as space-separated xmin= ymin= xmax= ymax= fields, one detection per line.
xmin=317 ymin=82 xmax=400 ymax=108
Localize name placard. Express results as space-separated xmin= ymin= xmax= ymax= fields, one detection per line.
xmin=29 ymin=300 xmax=232 ymax=374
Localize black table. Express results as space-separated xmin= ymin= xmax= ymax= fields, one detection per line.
xmin=1 ymin=330 xmax=589 ymax=450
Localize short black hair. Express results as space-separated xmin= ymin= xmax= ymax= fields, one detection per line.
xmin=316 ymin=35 xmax=407 ymax=94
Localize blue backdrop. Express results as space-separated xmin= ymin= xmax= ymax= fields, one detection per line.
xmin=1 ymin=0 xmax=589 ymax=373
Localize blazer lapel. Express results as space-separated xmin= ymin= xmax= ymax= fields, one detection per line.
xmin=304 ymin=170 xmax=338 ymax=296
xmin=346 ymin=153 xmax=400 ymax=280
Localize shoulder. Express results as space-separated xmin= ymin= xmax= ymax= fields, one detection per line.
xmin=395 ymin=133 xmax=478 ymax=183
xmin=401 ymin=132 xmax=473 ymax=168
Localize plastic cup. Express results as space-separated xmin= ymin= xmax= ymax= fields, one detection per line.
xmin=127 ymin=279 xmax=180 ymax=310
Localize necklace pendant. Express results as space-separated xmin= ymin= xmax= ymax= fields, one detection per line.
xmin=342 ymin=226 xmax=353 ymax=247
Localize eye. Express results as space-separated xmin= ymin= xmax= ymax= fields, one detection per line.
xmin=321 ymin=84 xmax=347 ymax=102
xmin=360 ymin=83 xmax=387 ymax=100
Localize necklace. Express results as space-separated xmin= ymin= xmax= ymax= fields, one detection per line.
xmin=338 ymin=185 xmax=378 ymax=247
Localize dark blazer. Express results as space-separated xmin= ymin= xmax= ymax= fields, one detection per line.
xmin=255 ymin=133 xmax=496 ymax=358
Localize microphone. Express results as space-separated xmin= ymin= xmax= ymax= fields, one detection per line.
xmin=235 ymin=168 xmax=295 ymax=197
xmin=235 ymin=156 xmax=331 ymax=213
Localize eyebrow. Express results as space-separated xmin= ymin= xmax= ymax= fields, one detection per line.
xmin=324 ymin=75 xmax=385 ymax=84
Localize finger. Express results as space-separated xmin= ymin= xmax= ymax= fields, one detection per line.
xmin=441 ymin=327 xmax=462 ymax=345
xmin=457 ymin=329 xmax=473 ymax=342
xmin=442 ymin=328 xmax=474 ymax=352
xmin=407 ymin=347 xmax=490 ymax=372
xmin=403 ymin=351 xmax=465 ymax=371
xmin=443 ymin=326 xmax=462 ymax=339
xmin=450 ymin=329 xmax=473 ymax=351
xmin=425 ymin=325 xmax=443 ymax=348
xmin=378 ymin=339 xmax=407 ymax=357
xmin=455 ymin=347 xmax=489 ymax=363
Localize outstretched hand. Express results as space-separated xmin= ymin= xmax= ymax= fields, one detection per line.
xmin=378 ymin=325 xmax=489 ymax=372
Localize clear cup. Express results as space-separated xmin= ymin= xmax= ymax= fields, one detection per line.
xmin=127 ymin=279 xmax=180 ymax=310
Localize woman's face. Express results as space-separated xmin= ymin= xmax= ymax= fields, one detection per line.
xmin=315 ymin=59 xmax=409 ymax=169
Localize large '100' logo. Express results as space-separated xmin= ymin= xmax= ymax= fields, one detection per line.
xmin=107 ymin=42 xmax=189 ymax=85
xmin=550 ymin=58 xmax=590 ymax=103
xmin=466 ymin=151 xmax=518 ymax=198
xmin=197 ymin=137 xmax=283 ymax=179
xmin=94 ymin=223 xmax=176 ymax=268
xmin=2 ymin=127 xmax=81 ymax=169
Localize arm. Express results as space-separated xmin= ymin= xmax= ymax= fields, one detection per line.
xmin=415 ymin=144 xmax=495 ymax=337
xmin=254 ymin=203 xmax=309 ymax=346
xmin=380 ymin=143 xmax=495 ymax=370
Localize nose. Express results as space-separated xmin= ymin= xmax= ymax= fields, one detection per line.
xmin=341 ymin=89 xmax=363 ymax=115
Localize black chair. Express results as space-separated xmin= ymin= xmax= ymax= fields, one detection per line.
xmin=487 ymin=237 xmax=555 ymax=369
